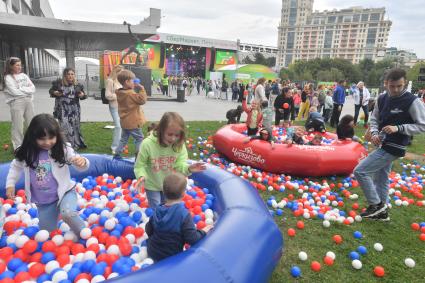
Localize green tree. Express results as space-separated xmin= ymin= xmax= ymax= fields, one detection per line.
xmin=242 ymin=52 xmax=276 ymax=67
xmin=407 ymin=62 xmax=425 ymax=90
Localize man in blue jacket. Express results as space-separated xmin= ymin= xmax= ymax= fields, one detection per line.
xmin=354 ymin=69 xmax=425 ymax=221
xmin=330 ymin=80 xmax=346 ymax=127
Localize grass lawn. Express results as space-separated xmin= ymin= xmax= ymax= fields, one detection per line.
xmin=0 ymin=121 xmax=424 ymax=282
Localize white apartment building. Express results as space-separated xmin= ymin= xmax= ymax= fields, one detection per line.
xmin=277 ymin=0 xmax=392 ymax=68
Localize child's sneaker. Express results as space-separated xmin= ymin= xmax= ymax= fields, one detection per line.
xmin=360 ymin=202 xmax=386 ymax=218
xmin=371 ymin=210 xmax=390 ymax=221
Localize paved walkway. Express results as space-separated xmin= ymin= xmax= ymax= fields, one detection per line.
xmin=0 ymin=80 xmax=356 ymax=123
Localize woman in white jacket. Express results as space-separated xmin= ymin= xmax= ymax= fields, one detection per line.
xmin=3 ymin=57 xmax=36 ymax=150
xmin=353 ymin=81 xmax=370 ymax=126
xmin=105 ymin=65 xmax=124 ymax=154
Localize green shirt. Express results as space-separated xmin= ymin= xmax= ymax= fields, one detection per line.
xmin=134 ymin=134 xmax=190 ymax=191
xmin=161 ymin=78 xmax=169 ymax=86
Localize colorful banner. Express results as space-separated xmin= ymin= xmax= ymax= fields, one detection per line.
xmin=215 ymin=51 xmax=236 ymax=65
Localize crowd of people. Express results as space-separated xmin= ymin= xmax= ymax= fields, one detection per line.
xmin=2 ymin=55 xmax=425 ymax=263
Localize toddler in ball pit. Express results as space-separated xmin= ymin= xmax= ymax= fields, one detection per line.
xmin=285 ymin=126 xmax=306 ymax=145
xmin=145 ymin=172 xmax=213 ymax=262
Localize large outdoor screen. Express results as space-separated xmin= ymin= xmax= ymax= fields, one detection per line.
xmin=215 ymin=50 xmax=236 ymax=65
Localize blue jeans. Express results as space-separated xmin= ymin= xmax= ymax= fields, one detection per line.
xmin=37 ymin=189 xmax=84 ymax=234
xmin=146 ymin=189 xmax=164 ymax=209
xmin=109 ymin=105 xmax=122 ymax=153
xmin=115 ymin=128 xmax=144 ymax=157
xmin=353 ymin=148 xmax=398 ymax=205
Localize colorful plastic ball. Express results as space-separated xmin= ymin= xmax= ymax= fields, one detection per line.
xmin=45 ymin=260 xmax=60 ymax=274
xmin=35 ymin=230 xmax=50 ymax=242
xmin=80 ymin=228 xmax=92 ymax=240
xmin=357 ymin=246 xmax=367 ymax=255
xmin=411 ymin=223 xmax=420 ymax=231
xmin=283 ymin=103 xmax=289 ymax=109
xmin=28 ymin=262 xmax=45 ymax=278
xmin=374 ymin=243 xmax=383 ymax=252
xmin=22 ymin=240 xmax=38 ymax=254
xmin=352 ymin=259 xmax=362 ymax=270
xmin=298 ymin=251 xmax=308 ymax=261
xmin=404 ymin=258 xmax=415 ymax=268
xmin=419 ymin=233 xmax=425 ymax=241
xmin=296 ymin=221 xmax=305 ymax=229
xmin=332 ymin=235 xmax=343 ymax=244
xmin=7 ymin=258 xmax=23 ymax=272
xmin=290 ymin=266 xmax=301 ymax=278
xmin=353 ymin=231 xmax=363 ymax=239
xmin=374 ymin=266 xmax=385 ymax=277
xmin=323 ymin=220 xmax=330 ymax=227
xmin=349 ymin=251 xmax=360 ymax=260
xmin=51 ymin=269 xmax=68 ymax=282
xmin=323 ymin=256 xmax=334 ymax=266
xmin=311 ymin=261 xmax=321 ymax=272
xmin=287 ymin=228 xmax=296 ymax=237
xmin=326 ymin=251 xmax=336 ymax=260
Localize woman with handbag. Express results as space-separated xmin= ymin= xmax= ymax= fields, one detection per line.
xmin=49 ymin=67 xmax=87 ymax=150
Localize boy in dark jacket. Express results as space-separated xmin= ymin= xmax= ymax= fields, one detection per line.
xmin=226 ymin=105 xmax=243 ymax=124
xmin=146 ymin=172 xmax=213 ymax=262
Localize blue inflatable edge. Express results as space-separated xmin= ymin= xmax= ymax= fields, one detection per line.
xmin=0 ymin=154 xmax=283 ymax=283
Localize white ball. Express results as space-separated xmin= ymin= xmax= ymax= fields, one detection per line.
xmin=91 ymin=275 xmax=106 ymax=283
xmin=205 ymin=218 xmax=214 ymax=225
xmin=76 ymin=279 xmax=90 ymax=283
xmin=303 ymin=212 xmax=310 ymax=219
xmin=326 ymin=251 xmax=336 ymax=260
xmin=6 ymin=234 xmax=18 ymax=245
xmin=84 ymin=251 xmax=97 ymax=261
xmin=64 ymin=231 xmax=77 ymax=242
xmin=395 ymin=199 xmax=402 ymax=206
xmin=107 ymin=273 xmax=119 ymax=280
xmin=404 ymin=258 xmax=415 ymax=268
xmin=80 ymin=228 xmax=92 ymax=240
xmin=107 ymin=244 xmax=120 ymax=255
xmin=374 ymin=243 xmax=384 ymax=252
xmin=88 ymin=214 xmax=99 ymax=224
xmin=45 ymin=260 xmax=60 ymax=274
xmin=204 ymin=209 xmax=214 ymax=219
xmin=352 ymin=259 xmax=362 ymax=269
xmin=52 ymin=235 xmax=64 ymax=246
xmin=298 ymin=251 xmax=308 ymax=261
xmin=52 ymin=270 xmax=68 ymax=283
xmin=354 ymin=215 xmax=362 ymax=222
xmin=323 ymin=220 xmax=331 ymax=227
xmin=59 ymin=222 xmax=71 ymax=232
xmin=125 ymin=234 xmax=136 ymax=244
xmin=35 ymin=230 xmax=50 ymax=242
xmin=63 ymin=264 xmax=73 ymax=272
xmin=139 ymin=247 xmax=148 ymax=261
xmin=15 ymin=235 xmax=30 ymax=248
xmin=104 ymin=219 xmax=116 ymax=230
xmin=141 ymin=258 xmax=154 ymax=265
xmin=86 ymin=237 xmax=99 ymax=247
xmin=74 ymin=253 xmax=85 ymax=262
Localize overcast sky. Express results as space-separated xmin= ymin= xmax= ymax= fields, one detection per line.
xmin=50 ymin=0 xmax=425 ymax=58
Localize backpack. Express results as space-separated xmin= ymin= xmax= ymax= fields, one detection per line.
xmin=100 ymin=88 xmax=109 ymax=104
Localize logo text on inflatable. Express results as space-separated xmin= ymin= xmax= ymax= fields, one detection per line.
xmin=232 ymin=147 xmax=265 ymax=164
xmin=294 ymin=145 xmax=336 ymax=151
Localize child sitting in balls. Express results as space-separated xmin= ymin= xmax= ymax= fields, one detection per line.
xmin=285 ymin=126 xmax=306 ymax=145
xmin=337 ymin=114 xmax=360 ymax=142
xmin=145 ymin=172 xmax=213 ymax=262
xmin=305 ymin=106 xmax=326 ymax=133
xmin=307 ymin=134 xmax=323 ymax=146
xmin=243 ymin=127 xmax=276 ymax=149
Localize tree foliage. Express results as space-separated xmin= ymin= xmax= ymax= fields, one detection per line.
xmin=279 ymin=57 xmax=409 ymax=88
xmin=242 ymin=52 xmax=276 ymax=67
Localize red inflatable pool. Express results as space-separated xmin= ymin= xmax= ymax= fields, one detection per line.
xmin=213 ymin=124 xmax=367 ymax=176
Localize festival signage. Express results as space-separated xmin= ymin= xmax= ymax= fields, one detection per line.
xmin=145 ymin=33 xmax=237 ymax=50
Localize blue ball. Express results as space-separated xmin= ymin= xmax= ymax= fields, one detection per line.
xmin=353 ymin=231 xmax=363 ymax=239
xmin=290 ymin=266 xmax=301 ymax=278
xmin=357 ymin=246 xmax=367 ymax=255
xmin=91 ymin=263 xmax=107 ymax=276
xmin=0 ymin=270 xmax=15 ymax=279
xmin=36 ymin=273 xmax=50 ymax=283
xmin=7 ymin=207 xmax=18 ymax=215
xmin=145 ymin=208 xmax=154 ymax=217
xmin=349 ymin=251 xmax=360 ymax=260
xmin=193 ymin=215 xmax=202 ymax=223
xmin=7 ymin=258 xmax=23 ymax=272
xmin=276 ymin=209 xmax=283 ymax=216
xmin=81 ymin=259 xmax=96 ymax=273
xmin=28 ymin=207 xmax=38 ymax=218
xmin=67 ymin=268 xmax=81 ymax=282
xmin=132 ymin=211 xmax=142 ymax=223
xmin=23 ymin=226 xmax=39 ymax=238
xmin=41 ymin=252 xmax=56 ymax=264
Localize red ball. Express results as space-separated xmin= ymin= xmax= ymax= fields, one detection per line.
xmin=311 ymin=261 xmax=321 ymax=272
xmin=332 ymin=235 xmax=343 ymax=244
xmin=0 ymin=247 xmax=14 ymax=260
xmin=323 ymin=256 xmax=334 ymax=266
xmin=23 ymin=240 xmax=38 ymax=254
xmin=119 ymin=243 xmax=132 ymax=257
xmin=0 ymin=262 xmax=6 ymax=273
xmin=411 ymin=223 xmax=420 ymax=231
xmin=374 ymin=266 xmax=385 ymax=277
xmin=14 ymin=271 xmax=31 ymax=283
xmin=29 ymin=263 xmax=45 ymax=278
xmin=196 ymin=221 xmax=206 ymax=230
xmin=287 ymin=228 xmax=296 ymax=237
xmin=42 ymin=241 xmax=56 ymax=253
xmin=71 ymin=243 xmax=85 ymax=255
xmin=75 ymin=273 xmax=92 ymax=282
xmin=57 ymin=254 xmax=70 ymax=267
xmin=296 ymin=221 xmax=305 ymax=229
xmin=283 ymin=103 xmax=289 ymax=109
xmin=419 ymin=233 xmax=425 ymax=241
